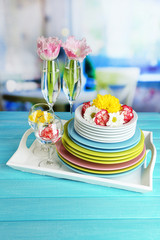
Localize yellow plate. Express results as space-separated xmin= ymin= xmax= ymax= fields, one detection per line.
xmin=62 ymin=138 xmax=144 ymax=164
xmin=57 ymin=152 xmax=146 ymax=175
xmin=63 ymin=121 xmax=145 ymax=158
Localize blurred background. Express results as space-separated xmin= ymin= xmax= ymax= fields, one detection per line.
xmin=1 ymin=0 xmax=160 ymax=112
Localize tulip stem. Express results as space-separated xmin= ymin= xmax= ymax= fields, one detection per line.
xmin=47 ymin=60 xmax=53 ymax=104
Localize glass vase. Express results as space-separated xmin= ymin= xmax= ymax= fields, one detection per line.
xmin=63 ymin=58 xmax=82 ymax=117
xmin=41 ymin=59 xmax=61 ymax=109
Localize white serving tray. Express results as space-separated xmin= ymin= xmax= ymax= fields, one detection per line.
xmin=6 ymin=121 xmax=156 ymax=193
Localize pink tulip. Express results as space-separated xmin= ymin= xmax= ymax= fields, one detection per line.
xmin=37 ymin=36 xmax=62 ymax=61
xmin=62 ymin=36 xmax=92 ymax=62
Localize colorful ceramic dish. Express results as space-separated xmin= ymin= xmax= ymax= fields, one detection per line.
xmin=66 ymin=120 xmax=142 ymax=151
xmin=56 ymin=140 xmax=146 ymax=171
xmin=57 ymin=152 xmax=146 ymax=175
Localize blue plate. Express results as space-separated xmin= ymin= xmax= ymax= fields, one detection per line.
xmin=68 ymin=119 xmax=141 ymax=151
xmin=57 ymin=153 xmax=145 ymax=178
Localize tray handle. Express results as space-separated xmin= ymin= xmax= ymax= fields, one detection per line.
xmin=18 ymin=128 xmax=34 ymax=152
xmin=142 ymin=131 xmax=157 ymax=187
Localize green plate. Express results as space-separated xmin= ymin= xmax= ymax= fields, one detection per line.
xmin=63 ymin=121 xmax=145 ymax=158
xmin=62 ymin=138 xmax=144 ymax=164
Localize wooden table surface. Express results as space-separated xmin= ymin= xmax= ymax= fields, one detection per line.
xmin=0 ymin=111 xmax=160 ymax=240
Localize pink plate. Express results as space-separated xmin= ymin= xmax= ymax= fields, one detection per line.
xmin=56 ymin=140 xmax=146 ymax=171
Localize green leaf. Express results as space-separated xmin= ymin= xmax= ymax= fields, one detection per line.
xmin=47 ymin=60 xmax=59 ymax=104
xmin=63 ymin=60 xmax=80 ymax=98
xmin=47 ymin=61 xmax=53 ymax=104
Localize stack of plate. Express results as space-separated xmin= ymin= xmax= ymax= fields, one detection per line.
xmin=56 ymin=119 xmax=146 ymax=177
xmin=74 ymin=105 xmax=138 ymax=143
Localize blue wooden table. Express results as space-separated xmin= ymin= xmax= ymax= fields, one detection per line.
xmin=0 ymin=111 xmax=160 ymax=240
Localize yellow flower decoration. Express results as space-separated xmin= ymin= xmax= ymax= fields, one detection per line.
xmin=92 ymin=94 xmax=121 ymax=113
xmin=29 ymin=110 xmax=53 ymax=123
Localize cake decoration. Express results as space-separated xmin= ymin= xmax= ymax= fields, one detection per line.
xmin=81 ymin=94 xmax=134 ymax=127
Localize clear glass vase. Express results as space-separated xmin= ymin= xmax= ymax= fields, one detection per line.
xmin=63 ymin=58 xmax=82 ymax=117
xmin=28 ymin=103 xmax=55 ymax=159
xmin=35 ymin=114 xmax=64 ymax=169
xmin=41 ymin=59 xmax=61 ymax=109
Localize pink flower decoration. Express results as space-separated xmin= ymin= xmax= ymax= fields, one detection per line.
xmin=62 ymin=36 xmax=92 ymax=62
xmin=37 ymin=36 xmax=62 ymax=61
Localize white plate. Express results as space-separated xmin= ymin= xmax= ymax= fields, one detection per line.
xmin=75 ymin=115 xmax=136 ymax=133
xmin=74 ymin=125 xmax=135 ymax=143
xmin=75 ymin=105 xmax=138 ymax=133
xmin=74 ymin=119 xmax=135 ymax=138
xmin=74 ymin=125 xmax=135 ymax=142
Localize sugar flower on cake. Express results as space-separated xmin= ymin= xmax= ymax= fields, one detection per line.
xmin=84 ymin=106 xmax=100 ymax=124
xmin=62 ymin=36 xmax=92 ymax=62
xmin=37 ymin=36 xmax=62 ymax=61
xmin=93 ymin=94 xmax=121 ymax=113
xmin=107 ymin=112 xmax=125 ymax=127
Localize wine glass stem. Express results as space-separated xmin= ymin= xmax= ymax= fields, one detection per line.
xmin=70 ymin=102 xmax=73 ymax=118
xmin=47 ymin=144 xmax=55 ymax=163
xmin=48 ymin=103 xmax=54 ymax=112
xmin=48 ymin=145 xmax=52 ymax=162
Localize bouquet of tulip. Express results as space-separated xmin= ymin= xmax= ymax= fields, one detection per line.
xmin=37 ymin=35 xmax=92 ymax=114
xmin=62 ymin=36 xmax=92 ymax=100
xmin=37 ymin=36 xmax=62 ymax=106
